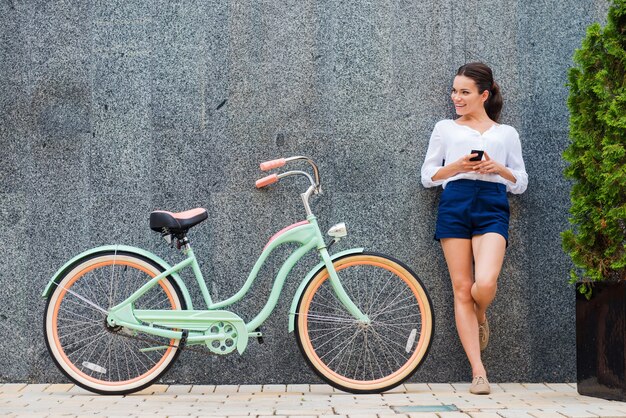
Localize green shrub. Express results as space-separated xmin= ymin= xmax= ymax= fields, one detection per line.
xmin=563 ymin=0 xmax=626 ymax=298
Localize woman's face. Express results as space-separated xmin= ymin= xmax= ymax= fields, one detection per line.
xmin=450 ymin=75 xmax=489 ymax=117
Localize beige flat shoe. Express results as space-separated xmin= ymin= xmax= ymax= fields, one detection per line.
xmin=479 ymin=318 xmax=489 ymax=351
xmin=470 ymin=376 xmax=491 ymax=395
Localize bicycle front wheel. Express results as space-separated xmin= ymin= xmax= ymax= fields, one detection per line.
xmin=295 ymin=253 xmax=434 ymax=393
xmin=44 ymin=252 xmax=186 ymax=395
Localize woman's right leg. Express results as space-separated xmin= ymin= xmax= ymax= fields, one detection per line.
xmin=441 ymin=238 xmax=486 ymax=378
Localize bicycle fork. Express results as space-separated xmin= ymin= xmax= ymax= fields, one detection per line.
xmin=318 ymin=248 xmax=370 ymax=325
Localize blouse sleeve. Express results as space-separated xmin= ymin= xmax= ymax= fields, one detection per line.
xmin=504 ymin=129 xmax=528 ymax=194
xmin=421 ymin=123 xmax=446 ymax=188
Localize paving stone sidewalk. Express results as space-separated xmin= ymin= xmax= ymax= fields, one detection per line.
xmin=2 ymin=383 xmax=626 ymax=418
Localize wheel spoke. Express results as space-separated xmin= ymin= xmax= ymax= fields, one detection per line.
xmin=309 ymin=324 xmax=355 ymax=342
xmin=311 ymin=325 xmax=359 ymax=352
xmin=369 ymin=326 xmax=406 ymax=368
xmin=373 ymin=313 xmax=422 ymax=326
xmin=304 ymin=313 xmax=358 ymax=324
xmin=56 ymin=316 xmax=101 ymax=329
xmin=57 ymin=322 xmax=102 ymax=340
xmin=370 ymin=293 xmax=416 ymax=321
xmin=321 ymin=327 xmax=363 ymax=366
xmin=60 ymin=295 xmax=108 ymax=317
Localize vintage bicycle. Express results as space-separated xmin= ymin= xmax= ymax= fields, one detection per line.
xmin=43 ymin=156 xmax=434 ymax=395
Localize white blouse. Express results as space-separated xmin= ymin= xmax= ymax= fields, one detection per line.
xmin=421 ymin=119 xmax=528 ymax=194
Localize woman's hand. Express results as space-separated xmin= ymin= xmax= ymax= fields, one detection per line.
xmin=474 ymin=151 xmax=504 ymax=175
xmin=431 ymin=152 xmax=510 ymax=182
xmin=455 ymin=153 xmax=483 ymax=173
xmin=473 ymin=152 xmax=517 ymax=183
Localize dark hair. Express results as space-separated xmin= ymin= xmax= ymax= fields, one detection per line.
xmin=456 ymin=62 xmax=503 ymax=123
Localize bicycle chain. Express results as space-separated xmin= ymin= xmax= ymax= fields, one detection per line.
xmin=114 ymin=328 xmax=213 ymax=356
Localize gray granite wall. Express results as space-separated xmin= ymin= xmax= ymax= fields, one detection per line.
xmin=0 ymin=0 xmax=610 ymax=384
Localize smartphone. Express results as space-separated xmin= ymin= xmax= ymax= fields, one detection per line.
xmin=469 ymin=150 xmax=484 ymax=162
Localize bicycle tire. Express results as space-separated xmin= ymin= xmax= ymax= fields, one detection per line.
xmin=43 ymin=251 xmax=186 ymax=395
xmin=295 ymin=252 xmax=434 ymax=393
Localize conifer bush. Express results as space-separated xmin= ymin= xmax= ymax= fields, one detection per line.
xmin=563 ymin=0 xmax=626 ymax=298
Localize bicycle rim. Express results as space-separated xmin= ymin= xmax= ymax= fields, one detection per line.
xmin=44 ymin=253 xmax=184 ymax=395
xmin=296 ymin=253 xmax=433 ymax=393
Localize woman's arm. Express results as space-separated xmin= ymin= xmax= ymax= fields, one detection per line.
xmin=474 ymin=152 xmax=517 ymax=182
xmin=421 ymin=124 xmax=445 ymax=187
xmin=475 ymin=130 xmax=528 ymax=194
xmin=421 ymin=123 xmax=482 ymax=186
xmin=433 ymin=153 xmax=482 ymax=181
xmin=504 ymin=132 xmax=528 ymax=194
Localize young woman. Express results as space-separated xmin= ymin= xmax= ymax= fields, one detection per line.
xmin=421 ymin=62 xmax=528 ymax=395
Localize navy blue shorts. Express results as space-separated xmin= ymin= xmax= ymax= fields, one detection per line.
xmin=435 ymin=179 xmax=510 ymax=242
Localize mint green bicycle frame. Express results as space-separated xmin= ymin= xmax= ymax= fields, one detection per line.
xmin=44 ymin=214 xmax=367 ymax=355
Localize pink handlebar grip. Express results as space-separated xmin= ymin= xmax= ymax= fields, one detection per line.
xmin=260 ymin=158 xmax=286 ymax=171
xmin=256 ymin=174 xmax=279 ymax=188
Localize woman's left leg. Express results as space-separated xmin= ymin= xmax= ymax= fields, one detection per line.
xmin=471 ymin=232 xmax=507 ymax=325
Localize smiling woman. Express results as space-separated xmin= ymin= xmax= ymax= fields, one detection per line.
xmin=420 ymin=62 xmax=528 ymax=395
xmin=452 ymin=64 xmax=503 ymax=124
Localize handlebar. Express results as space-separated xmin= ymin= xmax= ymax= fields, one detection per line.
xmin=256 ymin=156 xmax=321 ymax=217
xmin=256 ymin=156 xmax=321 ymax=192
xmin=260 ymin=158 xmax=286 ymax=171
xmin=255 ymin=174 xmax=278 ymax=188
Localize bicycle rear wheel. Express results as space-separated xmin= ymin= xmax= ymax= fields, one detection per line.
xmin=295 ymin=253 xmax=434 ymax=393
xmin=44 ymin=252 xmax=186 ymax=395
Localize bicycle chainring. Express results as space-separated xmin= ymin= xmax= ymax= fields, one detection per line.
xmin=206 ymin=321 xmax=239 ymax=354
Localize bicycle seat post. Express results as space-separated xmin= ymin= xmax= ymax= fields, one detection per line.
xmin=176 ymin=235 xmax=190 ymax=251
